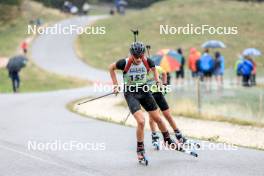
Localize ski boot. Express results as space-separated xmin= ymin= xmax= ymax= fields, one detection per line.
xmin=151 ymin=133 xmax=160 ymax=150
xmin=176 ymin=132 xmax=200 ymax=149
xmin=137 ymin=150 xmax=148 ymax=166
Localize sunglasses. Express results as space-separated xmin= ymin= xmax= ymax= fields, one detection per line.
xmin=132 ymin=55 xmax=143 ymax=60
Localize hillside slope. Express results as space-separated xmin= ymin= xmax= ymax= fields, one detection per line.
xmin=78 ymin=0 xmax=264 ymax=70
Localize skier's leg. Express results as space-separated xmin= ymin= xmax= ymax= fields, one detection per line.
xmin=139 ymin=91 xmax=171 ymax=141
xmin=149 ymin=116 xmax=160 ymax=149
xmin=153 ymin=92 xmax=187 ymax=143
xmin=149 ymin=115 xmax=157 ymax=132
xmin=148 ymin=110 xmax=177 ymax=148
xmin=148 ymin=110 xmax=167 ymax=133
xmin=152 ymin=92 xmax=177 ymax=130
xmin=124 ymin=91 xmax=146 ymax=157
xmin=133 ymin=110 xmax=145 ymax=142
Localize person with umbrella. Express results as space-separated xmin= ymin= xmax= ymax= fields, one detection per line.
xmin=201 ymin=40 xmax=226 ymax=89
xmin=151 ymin=49 xmax=183 ymax=85
xmin=6 ymin=55 xmax=28 ymax=93
xmin=199 ymin=48 xmax=214 ymax=86
xmin=237 ymin=55 xmax=253 ymax=87
xmin=242 ymin=48 xmax=261 ymax=86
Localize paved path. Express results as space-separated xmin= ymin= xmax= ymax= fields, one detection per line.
xmin=31 ymin=16 xmax=116 ymax=83
xmin=0 ymin=16 xmax=263 ymax=176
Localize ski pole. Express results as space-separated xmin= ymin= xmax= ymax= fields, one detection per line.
xmin=77 ymin=92 xmax=115 ymax=105
xmin=146 ymin=45 xmax=151 ymax=57
xmin=131 ymin=29 xmax=139 ymax=42
xmin=122 ymin=111 xmax=131 ymax=124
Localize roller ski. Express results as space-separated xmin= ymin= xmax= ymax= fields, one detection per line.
xmin=184 ymin=139 xmax=201 ymax=149
xmin=183 ymin=149 xmax=199 ymax=158
xmin=175 ymin=132 xmax=200 ymax=150
xmin=151 ymin=133 xmax=160 ymax=150
xmin=137 ymin=151 xmax=149 ymax=166
xmin=164 ymin=138 xmax=199 ymax=158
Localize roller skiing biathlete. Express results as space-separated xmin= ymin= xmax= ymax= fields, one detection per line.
xmin=109 ymin=41 xmax=180 ymax=166
xmin=146 ymin=65 xmax=200 ymax=151
xmin=145 ymin=46 xmax=200 ymax=151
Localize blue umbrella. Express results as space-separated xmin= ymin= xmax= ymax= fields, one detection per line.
xmin=242 ymin=48 xmax=261 ymax=57
xmin=202 ymin=40 xmax=226 ymax=49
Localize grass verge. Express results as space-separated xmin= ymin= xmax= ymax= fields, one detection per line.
xmin=67 ymin=97 xmax=264 ymax=151
xmin=116 ymin=97 xmax=264 ymax=128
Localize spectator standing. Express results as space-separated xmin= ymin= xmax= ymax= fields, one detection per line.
xmin=6 ymin=55 xmax=28 ymax=93
xmin=20 ymin=41 xmax=28 ymax=55
xmin=82 ymin=2 xmax=91 ymax=15
xmin=199 ymin=49 xmax=214 ymax=89
xmin=188 ymin=47 xmax=201 ymax=78
xmin=175 ymin=48 xmax=185 ymax=85
xmin=213 ymin=51 xmax=225 ymax=86
xmin=237 ymin=56 xmax=254 ymax=87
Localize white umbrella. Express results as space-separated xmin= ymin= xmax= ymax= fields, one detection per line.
xmin=202 ymin=40 xmax=226 ymax=49
xmin=242 ymin=48 xmax=261 ymax=57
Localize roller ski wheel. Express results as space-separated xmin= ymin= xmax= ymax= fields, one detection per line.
xmin=137 ymin=151 xmax=149 ymax=166
xmin=171 ymin=141 xmax=199 ymax=158
xmin=183 ymin=139 xmax=201 ymax=149
xmin=183 ymin=149 xmax=199 ymax=158
xmin=152 ymin=141 xmax=160 ymax=150
xmin=176 ymin=132 xmax=200 ymax=150
xmin=190 ymin=151 xmax=198 ymax=158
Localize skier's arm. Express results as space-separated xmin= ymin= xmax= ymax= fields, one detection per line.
xmin=162 ymin=71 xmax=167 ymax=85
xmin=153 ymin=67 xmax=159 ymax=82
xmin=147 ymin=59 xmax=160 ymax=83
xmin=109 ymin=59 xmax=126 ymax=93
xmin=109 ymin=63 xmax=119 ymax=93
xmin=109 ymin=63 xmax=118 ymax=85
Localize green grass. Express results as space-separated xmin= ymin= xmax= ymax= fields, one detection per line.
xmin=77 ymin=0 xmax=264 ymax=70
xmin=0 ymin=1 xmax=89 ymax=93
xmin=0 ymin=62 xmax=88 ymax=93
xmin=0 ymin=0 xmax=68 ymax=56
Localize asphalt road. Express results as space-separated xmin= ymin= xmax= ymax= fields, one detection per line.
xmin=0 ymin=15 xmax=263 ymax=176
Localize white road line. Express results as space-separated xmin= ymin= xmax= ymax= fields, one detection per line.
xmin=0 ymin=144 xmax=91 ymax=175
